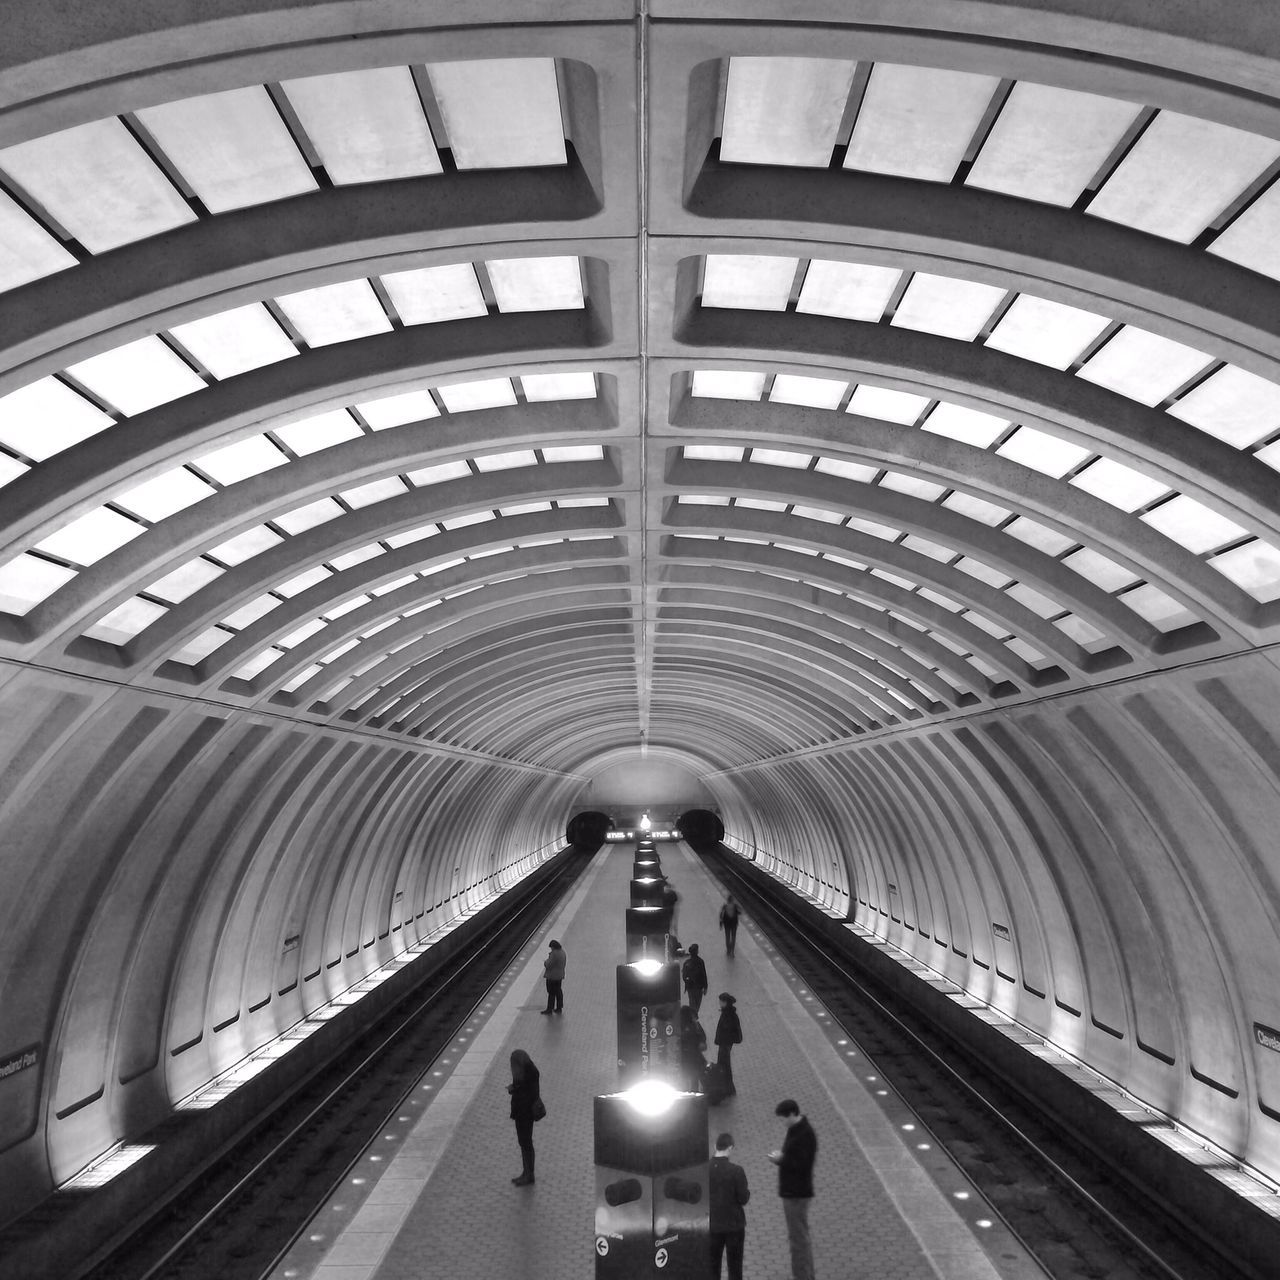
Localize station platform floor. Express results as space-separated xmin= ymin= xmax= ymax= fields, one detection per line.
xmin=271 ymin=842 xmax=1045 ymax=1280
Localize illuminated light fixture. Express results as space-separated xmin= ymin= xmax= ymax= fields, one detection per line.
xmin=62 ymin=1144 xmax=157 ymax=1189
xmin=619 ymin=1079 xmax=682 ymax=1117
xmin=630 ymin=958 xmax=664 ymax=978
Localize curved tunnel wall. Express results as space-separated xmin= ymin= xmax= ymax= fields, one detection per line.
xmin=3 ymin=0 xmax=1280 ymax=1233
xmin=713 ymin=650 xmax=1280 ymax=1181
xmin=0 ymin=667 xmax=575 ymax=1205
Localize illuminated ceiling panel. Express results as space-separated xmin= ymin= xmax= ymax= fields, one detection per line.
xmin=1087 ymin=111 xmax=1280 ymax=243
xmin=1141 ymin=495 xmax=1248 ymax=553
xmin=797 ymin=260 xmax=900 ymax=321
xmin=1005 ymin=517 xmax=1076 ymax=556
xmin=966 ymin=83 xmax=1141 ymax=205
xmin=1070 ymin=457 xmax=1170 ymax=511
xmin=37 ymin=507 xmax=144 ymax=564
xmin=1209 ymin=541 xmax=1280 ymax=601
xmin=0 ymin=190 xmax=76 ymax=290
xmin=720 ymin=57 xmax=855 ymax=167
xmin=922 ymin=403 xmax=1008 ymax=448
xmin=275 ymin=279 xmax=392 ymax=346
xmin=84 ymin=596 xmax=169 ymax=645
xmin=815 ymin=457 xmax=878 ymax=482
xmin=0 ymin=117 xmax=196 ymax=252
xmin=427 ymin=58 xmax=566 ymax=168
xmin=281 ymin=66 xmax=442 ymax=183
xmin=1118 ymin=583 xmax=1198 ymax=631
xmin=847 ymin=385 xmax=930 ymax=425
xmin=984 ymin=295 xmax=1111 ymax=369
xmin=702 ymin=254 xmax=796 ymax=310
xmin=146 ymin=559 xmax=223 ymax=603
xmin=114 ymin=468 xmax=216 ymax=521
xmin=169 ymin=303 xmax=297 ymax=378
xmin=358 ymin=390 xmax=441 ymax=429
xmin=66 ymin=337 xmax=205 ymax=415
xmin=0 ymin=455 xmax=28 ymax=488
xmin=437 ymin=378 xmax=517 ymax=413
xmin=1076 ymin=327 xmax=1212 ymax=405
xmin=691 ymin=370 xmax=765 ymax=400
xmin=522 ymin=372 xmax=597 ymax=401
xmin=0 ymin=555 xmax=77 ymax=615
xmin=1209 ymin=183 xmax=1280 ymax=281
xmin=381 ymin=263 xmax=486 ymax=324
xmin=1166 ymin=366 xmax=1280 ymax=448
xmin=273 ymin=410 xmax=364 ymax=456
xmin=195 ymin=436 xmax=288 ymax=484
xmin=487 ymin=256 xmax=584 ymax=312
xmin=275 ymin=498 xmax=344 ymax=533
xmin=1063 ymin=547 xmax=1139 ymax=591
xmin=891 ymin=273 xmax=1006 ymax=340
xmin=770 ymin=374 xmax=846 ymax=409
xmin=996 ymin=426 xmax=1090 ymax=477
xmin=0 ymin=378 xmax=114 ymax=461
xmin=845 ymin=64 xmax=999 ymax=181
xmin=211 ymin=526 xmax=283 ymax=565
xmin=136 ymin=87 xmax=317 ymax=212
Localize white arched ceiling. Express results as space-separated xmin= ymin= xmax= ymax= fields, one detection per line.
xmin=4 ymin=0 xmax=1280 ymax=1219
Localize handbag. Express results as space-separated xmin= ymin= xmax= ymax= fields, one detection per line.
xmin=532 ymin=1096 xmax=547 ymax=1121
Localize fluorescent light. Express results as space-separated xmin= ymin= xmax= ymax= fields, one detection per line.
xmin=1004 ymin=517 xmax=1075 ymax=555
xmin=329 ymin=545 xmax=383 ymax=571
xmin=115 ymin=468 xmax=216 ymax=521
xmin=691 ymin=370 xmax=765 ymax=401
xmin=170 ymin=303 xmax=297 ymax=378
xmin=341 ymin=476 xmax=409 ymax=508
xmin=1062 ymin=547 xmax=1140 ymax=591
xmin=1077 ymin=326 xmax=1212 ymax=406
xmin=797 ymin=260 xmax=900 ymax=321
xmin=282 ymin=66 xmax=442 ymax=183
xmin=195 ymin=435 xmax=288 ymax=484
xmin=721 ymin=57 xmax=855 ymax=167
xmin=358 ymin=389 xmax=440 ymax=429
xmin=984 ymin=295 xmax=1110 ymax=370
xmin=1069 ymin=457 xmax=1170 ymax=511
xmin=0 ymin=378 xmax=113 ymax=461
xmin=0 ymin=189 xmax=76 ymax=290
xmin=274 ymin=498 xmax=344 ymax=534
xmin=879 ymin=473 xmax=946 ymax=501
xmin=543 ymin=445 xmax=603 ymax=462
xmin=475 ymin=449 xmax=538 ymax=472
xmin=521 ymin=372 xmax=597 ymax=401
xmin=486 ymin=257 xmax=583 ymax=312
xmin=847 ymin=385 xmax=929 ymax=425
xmin=770 ymin=374 xmax=846 ymax=409
xmin=222 ymin=594 xmax=281 ymax=629
xmin=892 ymin=274 xmax=1006 ymax=341
xmin=1088 ymin=111 xmax=1280 ymax=243
xmin=0 ymin=554 xmax=77 ymax=615
xmin=273 ymin=410 xmax=363 ymax=456
xmin=381 ymin=263 xmax=486 ymax=325
xmin=1167 ymin=365 xmax=1280 ymax=448
xmin=815 ymin=457 xmax=877 ymax=482
xmin=967 ymin=83 xmax=1141 ymax=206
xmin=0 ymin=117 xmax=195 ymax=252
xmin=846 ymin=64 xmax=999 ymax=182
xmin=275 ymin=279 xmax=392 ymax=346
xmin=921 ymin=402 xmax=1008 ymax=448
xmin=83 ymin=595 xmax=168 ymax=644
xmin=685 ymin=445 xmax=745 ymax=462
xmin=750 ymin=448 xmax=811 ymax=469
xmin=67 ymin=337 xmax=205 ymax=415
xmin=1141 ymin=495 xmax=1248 ymax=553
xmin=941 ymin=492 xmax=1010 ymax=525
xmin=408 ymin=460 xmax=471 ymax=486
xmin=169 ymin=626 xmax=234 ymax=665
xmin=701 ymin=254 xmax=796 ymax=310
xmin=437 ymin=378 xmax=517 ymax=413
xmin=37 ymin=507 xmax=145 ymax=564
xmin=996 ymin=426 xmax=1091 ymax=477
xmin=136 ymin=86 xmax=316 ymax=212
xmin=428 ymin=58 xmax=566 ymax=169
xmin=210 ymin=526 xmax=283 ymax=565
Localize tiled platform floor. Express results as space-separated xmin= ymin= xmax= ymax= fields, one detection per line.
xmin=273 ymin=843 xmax=1044 ymax=1280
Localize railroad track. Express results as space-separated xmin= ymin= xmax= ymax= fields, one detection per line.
xmin=705 ymin=849 xmax=1244 ymax=1280
xmin=81 ymin=853 xmax=588 ymax=1280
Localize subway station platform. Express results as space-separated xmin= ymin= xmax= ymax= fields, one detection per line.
xmin=272 ymin=843 xmax=1045 ymax=1280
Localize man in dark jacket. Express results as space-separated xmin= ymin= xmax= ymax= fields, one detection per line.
xmin=713 ymin=992 xmax=741 ymax=1097
xmin=708 ymin=1131 xmax=750 ymax=1280
xmin=769 ymin=1099 xmax=817 ymax=1280
xmin=541 ymin=939 xmax=566 ymax=1013
xmin=681 ymin=942 xmax=708 ymax=1014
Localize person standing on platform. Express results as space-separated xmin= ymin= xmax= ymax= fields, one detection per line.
xmin=677 ymin=1004 xmax=707 ymax=1093
xmin=719 ymin=895 xmax=741 ymax=956
xmin=507 ymin=1049 xmax=542 ymax=1186
xmin=713 ymin=992 xmax=741 ymax=1097
xmin=769 ymin=1099 xmax=817 ymax=1280
xmin=708 ymin=1131 xmax=750 ymax=1280
xmin=541 ymin=938 xmax=566 ymax=1014
xmin=681 ymin=942 xmax=708 ymax=1014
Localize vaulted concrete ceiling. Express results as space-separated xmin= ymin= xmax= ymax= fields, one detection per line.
xmin=4 ymin=0 xmax=1280 ymax=1222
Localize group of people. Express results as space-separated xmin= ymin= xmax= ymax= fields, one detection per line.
xmin=506 ymin=894 xmax=818 ymax=1278
xmin=710 ymin=1100 xmax=818 ymax=1280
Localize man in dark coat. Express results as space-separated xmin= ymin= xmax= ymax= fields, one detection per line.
xmin=681 ymin=942 xmax=708 ymax=1014
xmin=708 ymin=1131 xmax=750 ymax=1280
xmin=541 ymin=939 xmax=566 ymax=1013
xmin=769 ymin=1099 xmax=817 ymax=1280
xmin=719 ymin=895 xmax=740 ymax=956
xmin=713 ymin=992 xmax=741 ymax=1096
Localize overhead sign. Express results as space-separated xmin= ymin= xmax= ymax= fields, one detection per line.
xmin=1255 ymin=1023 xmax=1280 ymax=1054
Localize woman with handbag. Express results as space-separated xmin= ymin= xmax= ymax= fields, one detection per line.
xmin=507 ymin=1049 xmax=544 ymax=1186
